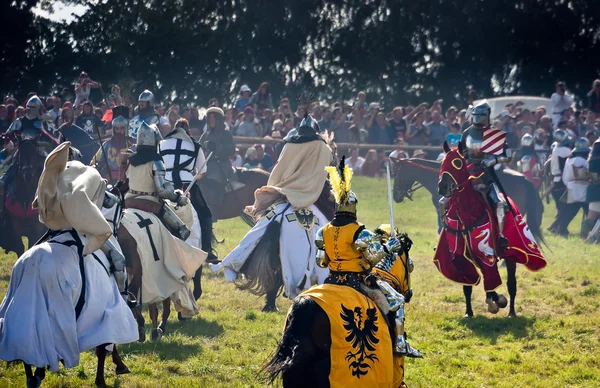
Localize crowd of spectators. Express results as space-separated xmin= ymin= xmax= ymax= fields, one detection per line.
xmin=2 ymin=73 xmax=600 ymax=177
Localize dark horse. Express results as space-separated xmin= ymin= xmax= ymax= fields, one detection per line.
xmin=435 ymin=144 xmax=546 ymax=317
xmin=0 ymin=137 xmax=47 ymax=255
xmin=392 ymin=157 xmax=544 ymax=241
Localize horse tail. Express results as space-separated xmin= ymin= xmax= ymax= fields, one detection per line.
xmin=237 ymin=215 xmax=283 ymax=296
xmin=262 ymin=296 xmax=323 ymax=385
xmin=524 ymin=179 xmax=547 ymax=248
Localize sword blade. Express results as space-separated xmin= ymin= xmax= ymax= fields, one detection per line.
xmin=183 ymin=151 xmax=213 ymax=196
xmin=386 ymin=162 xmax=396 ymax=238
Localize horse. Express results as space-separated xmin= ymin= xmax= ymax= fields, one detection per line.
xmin=0 ymin=137 xmax=47 ymax=255
xmin=435 ymin=143 xmax=546 ymax=317
xmin=392 ymin=157 xmax=544 ymax=240
xmin=263 ymin=240 xmax=413 ymax=387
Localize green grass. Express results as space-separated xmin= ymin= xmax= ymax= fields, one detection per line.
xmin=1 ymin=176 xmax=600 ymax=387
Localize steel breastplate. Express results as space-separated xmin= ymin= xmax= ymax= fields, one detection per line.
xmin=465 ymin=130 xmax=484 ymax=161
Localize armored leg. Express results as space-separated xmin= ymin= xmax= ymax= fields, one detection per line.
xmin=375 ymin=279 xmax=422 ymax=358
xmin=190 ymin=185 xmax=217 ymax=262
xmin=160 ymin=204 xmax=191 ymax=241
xmin=100 ymin=239 xmax=127 ymax=298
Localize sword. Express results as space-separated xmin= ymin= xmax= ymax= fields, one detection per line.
xmin=183 ymin=151 xmax=213 ymax=197
xmin=385 ymin=162 xmax=396 ymax=238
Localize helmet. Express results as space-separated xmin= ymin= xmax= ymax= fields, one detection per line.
xmin=553 ymin=129 xmax=570 ymax=147
xmin=138 ymin=90 xmax=154 ymax=104
xmin=298 ymin=114 xmax=321 ymax=133
xmin=326 ymin=156 xmax=357 ymax=216
xmin=572 ymin=137 xmax=591 ymax=154
xmin=112 ymin=115 xmax=128 ymax=129
xmin=589 ymin=139 xmax=600 ymax=162
xmin=520 ymin=133 xmax=534 ymax=148
xmin=136 ymin=121 xmax=162 ymax=148
xmin=470 ymin=100 xmax=491 ymax=127
xmin=26 ymin=95 xmax=43 ymax=120
xmin=68 ymin=146 xmax=83 ymax=162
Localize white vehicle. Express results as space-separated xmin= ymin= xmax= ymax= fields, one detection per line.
xmin=474 ymin=96 xmax=552 ymax=119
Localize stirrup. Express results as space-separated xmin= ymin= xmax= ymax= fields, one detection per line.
xmin=395 ymin=340 xmax=423 ymax=358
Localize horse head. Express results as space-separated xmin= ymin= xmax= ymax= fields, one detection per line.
xmin=392 ymin=158 xmax=415 ymax=203
xmin=438 ymin=141 xmax=470 ymax=198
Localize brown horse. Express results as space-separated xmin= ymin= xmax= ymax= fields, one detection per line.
xmin=392 ymin=157 xmax=544 ymax=238
xmin=0 ymin=137 xmax=47 ymax=256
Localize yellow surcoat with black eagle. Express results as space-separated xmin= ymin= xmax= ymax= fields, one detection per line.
xmin=322 ymin=222 xmax=371 ymax=273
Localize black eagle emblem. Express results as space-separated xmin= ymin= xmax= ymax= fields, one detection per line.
xmin=340 ymin=303 xmax=380 ymax=378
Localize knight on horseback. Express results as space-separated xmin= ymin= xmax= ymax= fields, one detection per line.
xmin=197 ymin=106 xmax=243 ymax=216
xmin=210 ymin=110 xmax=332 ymax=311
xmin=128 ymin=90 xmax=160 ymax=140
xmin=456 ymin=100 xmax=512 ymax=248
xmin=159 ymin=118 xmax=216 ymax=262
xmin=316 ymin=157 xmax=422 ymax=358
xmin=91 ymin=107 xmax=131 ymax=183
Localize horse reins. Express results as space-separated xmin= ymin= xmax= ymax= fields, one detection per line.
xmin=393 ymin=158 xmax=440 ymax=200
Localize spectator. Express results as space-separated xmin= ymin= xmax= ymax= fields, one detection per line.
xmin=97 ymin=101 xmax=107 ymax=114
xmin=406 ymin=111 xmax=430 ymax=146
xmin=235 ymin=85 xmax=252 ymax=111
xmin=278 ymin=98 xmax=294 ymax=122
xmin=236 ymin=106 xmax=261 ymax=137
xmin=389 ymin=107 xmax=407 ymax=138
xmin=331 ymin=107 xmax=350 ymax=142
xmin=207 ymin=98 xmax=219 ymax=108
xmin=458 ymin=109 xmax=470 ymax=130
xmin=271 ymin=119 xmax=284 ymax=136
xmin=446 ymin=122 xmax=462 ymax=147
xmin=74 ymin=71 xmax=100 ymax=107
xmin=551 ymin=81 xmax=573 ymax=127
xmin=230 ymin=148 xmax=243 ymax=168
xmin=360 ymin=149 xmax=380 ymax=177
xmin=254 ymin=144 xmax=274 ymax=171
xmin=75 ymin=101 xmax=104 ymax=135
xmin=539 ymin=115 xmax=553 ymax=135
xmin=249 ymin=82 xmax=273 ymax=110
xmin=588 ymin=79 xmax=600 ymax=114
xmin=189 ymin=108 xmax=204 ymax=138
xmin=586 ymin=129 xmax=598 ymax=145
xmin=155 ymin=104 xmax=165 ymax=117
xmin=427 ymin=111 xmax=449 ymax=146
xmin=534 ymin=128 xmax=550 ymax=162
xmin=6 ymin=104 xmax=16 ymax=122
xmin=318 ymin=106 xmax=334 ymax=132
xmin=243 ymin=147 xmax=261 ymax=169
xmin=356 ymin=91 xmax=368 ymax=109
xmin=0 ymin=105 xmax=11 ymax=133
xmin=283 ymin=118 xmax=295 ymax=134
xmin=260 ymin=108 xmax=274 ymax=136
xmin=413 ymin=149 xmax=426 ymax=159
xmin=166 ymin=108 xmax=179 ymax=129
xmin=445 ymin=106 xmax=457 ymax=126
xmin=47 ymin=97 xmax=62 ymax=125
xmin=389 ymin=138 xmax=409 ymax=159
xmin=182 ymin=107 xmax=191 ymax=121
xmin=582 ymin=112 xmax=599 ymax=137
xmin=368 ymin=111 xmax=394 ymax=144
xmin=346 ymin=147 xmax=365 ymax=172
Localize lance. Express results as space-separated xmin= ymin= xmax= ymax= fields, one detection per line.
xmin=183 ymin=151 xmax=213 ymax=197
xmin=385 ymin=161 xmax=396 ymax=238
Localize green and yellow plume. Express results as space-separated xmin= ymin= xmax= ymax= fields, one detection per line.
xmin=325 ymin=155 xmax=353 ymax=206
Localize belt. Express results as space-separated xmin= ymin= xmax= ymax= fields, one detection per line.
xmin=129 ymin=189 xmax=157 ymax=197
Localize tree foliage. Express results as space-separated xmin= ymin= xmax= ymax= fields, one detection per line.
xmin=2 ymin=0 xmax=600 ymax=108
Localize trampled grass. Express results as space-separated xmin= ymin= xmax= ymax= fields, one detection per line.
xmin=0 ymin=176 xmax=599 ymax=387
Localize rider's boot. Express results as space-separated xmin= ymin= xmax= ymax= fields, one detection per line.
xmin=160 ymin=204 xmax=191 ymax=241
xmin=496 ymin=203 xmax=508 ymax=251
xmin=199 ymin=212 xmax=218 ymax=263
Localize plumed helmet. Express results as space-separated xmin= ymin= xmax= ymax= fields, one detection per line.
xmin=520 ymin=133 xmax=534 ymax=148
xmin=112 ymin=115 xmax=128 ymax=128
xmin=469 ymin=100 xmax=491 ymax=127
xmin=572 ymin=137 xmax=591 ymax=154
xmin=136 ymin=121 xmax=162 ymax=148
xmin=26 ymin=95 xmax=43 ymax=120
xmin=138 ymin=89 xmax=154 ymax=104
xmin=326 ymin=155 xmax=358 ymax=215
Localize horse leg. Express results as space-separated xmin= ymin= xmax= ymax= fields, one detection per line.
xmin=24 ymin=363 xmax=45 ymax=388
xmin=506 ymin=260 xmax=518 ymax=317
xmin=95 ymin=345 xmax=108 ymax=387
xmin=118 ymin=226 xmax=146 ymax=342
xmin=158 ymin=298 xmax=171 ymax=335
xmin=112 ymin=345 xmax=131 ymax=375
xmin=463 ymin=286 xmax=474 ymax=318
xmin=149 ymin=303 xmax=163 ymax=342
xmin=193 ymin=265 xmax=203 ymax=301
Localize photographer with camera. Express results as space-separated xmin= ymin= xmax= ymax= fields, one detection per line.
xmin=551 ymin=81 xmax=573 ymax=127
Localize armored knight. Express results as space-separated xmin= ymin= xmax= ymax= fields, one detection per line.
xmin=0 ymin=95 xmax=60 ymax=215
xmin=315 ymin=158 xmax=421 ymax=358
xmin=124 ymin=121 xmax=190 ymax=240
xmin=558 ymin=138 xmax=590 ymax=237
xmin=547 ymin=129 xmax=572 ymax=233
xmin=128 ymin=90 xmax=160 ymax=140
xmin=517 ymin=133 xmax=542 ymax=189
xmin=459 ymin=100 xmax=512 ymax=246
xmin=91 ymin=107 xmax=131 ymax=183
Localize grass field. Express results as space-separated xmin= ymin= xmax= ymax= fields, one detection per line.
xmin=1 ymin=176 xmax=599 ymax=387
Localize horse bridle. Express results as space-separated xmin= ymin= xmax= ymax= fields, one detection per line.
xmin=392 ymin=158 xmax=439 ymax=201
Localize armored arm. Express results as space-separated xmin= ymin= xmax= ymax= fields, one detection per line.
xmin=153 ymin=160 xmax=188 ymax=206
xmin=482 ymin=146 xmax=512 ymax=168
xmin=315 ymin=227 xmax=330 ymax=268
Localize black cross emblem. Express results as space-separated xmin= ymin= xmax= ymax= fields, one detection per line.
xmin=134 ymin=212 xmax=160 ymax=261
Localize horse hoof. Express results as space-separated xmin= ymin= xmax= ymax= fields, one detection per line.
xmin=115 ymin=365 xmax=131 ymax=375
xmin=262 ymin=304 xmax=278 ymax=313
xmin=463 ymin=312 xmax=473 ymax=318
xmin=150 ymin=328 xmax=163 ymax=342
xmin=26 ymin=376 xmax=43 ymax=388
xmin=508 ymin=311 xmax=517 ymax=318
xmin=496 ymin=294 xmax=508 ymax=308
xmin=177 ymin=312 xmax=190 ymax=322
xmin=94 ymin=379 xmax=107 ymax=388
xmin=486 ymin=298 xmax=499 ymax=314
xmin=138 ymin=326 xmax=146 ymax=342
